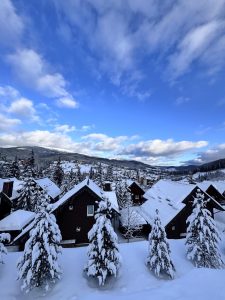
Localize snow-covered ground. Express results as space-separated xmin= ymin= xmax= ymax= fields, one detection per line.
xmin=1 ymin=239 xmax=225 ymax=300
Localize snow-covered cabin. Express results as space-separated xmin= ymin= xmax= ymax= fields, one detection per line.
xmin=0 ymin=209 xmax=35 ymax=247
xmin=51 ymin=178 xmax=119 ymax=245
xmin=126 ymin=180 xmax=145 ymax=205
xmin=0 ymin=178 xmax=13 ymax=220
xmin=140 ymin=179 xmax=224 ymax=239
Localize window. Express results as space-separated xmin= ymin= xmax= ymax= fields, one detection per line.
xmin=87 ymin=205 xmax=94 ymax=216
xmin=76 ymin=226 xmax=81 ymax=232
xmin=172 ymin=226 xmax=176 ymax=231
xmin=69 ymin=205 xmax=74 ymax=211
xmin=135 ymin=195 xmax=140 ymax=200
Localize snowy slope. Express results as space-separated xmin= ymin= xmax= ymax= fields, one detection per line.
xmin=0 ymin=239 xmax=225 ymax=299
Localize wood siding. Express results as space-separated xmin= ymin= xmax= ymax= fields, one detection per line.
xmin=54 ymin=186 xmax=101 ymax=244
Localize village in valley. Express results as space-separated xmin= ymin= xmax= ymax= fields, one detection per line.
xmin=1 ymin=1 xmax=225 ymax=299
xmin=1 ymin=148 xmax=225 ymax=299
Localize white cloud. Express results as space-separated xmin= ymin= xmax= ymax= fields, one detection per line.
xmin=56 ymin=97 xmax=79 ymax=108
xmin=0 ymin=0 xmax=24 ymax=47
xmin=54 ymin=124 xmax=76 ymax=133
xmin=122 ymin=139 xmax=208 ymax=157
xmin=7 ymin=48 xmax=78 ymax=108
xmin=53 ymin=0 xmax=225 ymax=84
xmin=82 ymin=133 xmax=128 ymax=152
xmin=175 ymin=97 xmax=190 ymax=105
xmin=168 ymin=21 xmax=224 ymax=78
xmin=186 ymin=143 xmax=225 ymax=164
xmin=8 ymin=98 xmax=39 ymax=121
xmin=0 ymin=113 xmax=21 ymax=131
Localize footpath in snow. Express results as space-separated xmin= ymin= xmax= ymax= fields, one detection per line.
xmin=0 ymin=239 xmax=225 ymax=300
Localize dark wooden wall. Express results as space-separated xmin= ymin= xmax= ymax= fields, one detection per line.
xmin=129 ymin=183 xmax=145 ymax=205
xmin=0 ymin=193 xmax=11 ymax=220
xmin=54 ymin=186 xmax=101 ymax=244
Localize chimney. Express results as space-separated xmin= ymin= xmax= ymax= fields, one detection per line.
xmin=2 ymin=181 xmax=13 ymax=198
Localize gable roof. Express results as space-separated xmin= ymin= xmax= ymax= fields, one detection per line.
xmin=141 ymin=180 xmax=193 ymax=227
xmin=0 ymin=210 xmax=35 ymax=231
xmin=52 ymin=178 xmax=103 ymax=212
xmin=103 ymin=191 xmax=119 ymax=213
xmin=35 ymin=178 xmax=61 ymax=199
xmin=141 ymin=179 xmax=224 ymax=227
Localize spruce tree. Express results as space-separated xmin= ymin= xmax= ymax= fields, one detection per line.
xmin=84 ymin=197 xmax=121 ymax=286
xmin=15 ymin=167 xmax=38 ymax=211
xmin=0 ymin=233 xmax=10 ymax=264
xmin=146 ymin=209 xmax=175 ymax=279
xmin=185 ymin=190 xmax=224 ymax=268
xmin=17 ymin=202 xmax=62 ymax=292
xmin=52 ymin=158 xmax=64 ymax=187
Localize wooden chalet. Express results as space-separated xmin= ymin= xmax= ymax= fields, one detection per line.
xmin=11 ymin=178 xmax=119 ymax=249
xmin=127 ymin=180 xmax=145 ymax=205
xmin=140 ymin=179 xmax=224 ymax=239
xmin=0 ymin=209 xmax=35 ymax=250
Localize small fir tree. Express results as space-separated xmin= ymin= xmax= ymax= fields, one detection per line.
xmin=15 ymin=167 xmax=38 ymax=211
xmin=0 ymin=233 xmax=11 ymax=264
xmin=84 ymin=197 xmax=121 ymax=286
xmin=52 ymin=158 xmax=64 ymax=187
xmin=146 ymin=209 xmax=175 ymax=279
xmin=17 ymin=202 xmax=62 ymax=293
xmin=185 ymin=190 xmax=224 ymax=268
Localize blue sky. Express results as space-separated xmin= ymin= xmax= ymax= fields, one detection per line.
xmin=0 ymin=0 xmax=225 ymax=166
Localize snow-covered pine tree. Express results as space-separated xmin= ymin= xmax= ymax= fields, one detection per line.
xmin=9 ymin=156 xmax=20 ymax=178
xmin=0 ymin=233 xmax=11 ymax=264
xmin=17 ymin=202 xmax=62 ymax=293
xmin=52 ymin=158 xmax=64 ymax=187
xmin=146 ymin=209 xmax=175 ymax=279
xmin=84 ymin=197 xmax=121 ymax=286
xmin=105 ymin=165 xmax=114 ymax=182
xmin=15 ymin=166 xmax=38 ymax=211
xmin=185 ymin=189 xmax=224 ymax=268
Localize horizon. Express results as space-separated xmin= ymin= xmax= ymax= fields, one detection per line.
xmin=1 ymin=1 xmax=225 ymax=166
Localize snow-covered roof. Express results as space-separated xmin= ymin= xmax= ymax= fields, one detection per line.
xmin=141 ymin=180 xmax=196 ymax=227
xmin=0 ymin=177 xmax=22 ymax=200
xmin=209 ymin=181 xmax=225 ymax=195
xmin=35 ymin=178 xmax=61 ymax=199
xmin=104 ymin=191 xmax=119 ymax=213
xmin=0 ymin=210 xmax=35 ymax=231
xmin=52 ymin=178 xmax=103 ymax=211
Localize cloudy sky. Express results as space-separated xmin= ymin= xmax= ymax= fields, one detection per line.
xmin=0 ymin=0 xmax=225 ymax=166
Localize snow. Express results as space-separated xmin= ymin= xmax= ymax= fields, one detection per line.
xmin=1 ymin=239 xmax=225 ymax=299
xmin=0 ymin=210 xmax=35 ymax=231
xmin=140 ymin=180 xmax=194 ymax=226
xmin=120 ymin=207 xmax=147 ymax=226
xmin=35 ymin=178 xmax=61 ymax=199
xmin=52 ymin=178 xmax=103 ymax=212
xmin=104 ymin=191 xmax=119 ymax=213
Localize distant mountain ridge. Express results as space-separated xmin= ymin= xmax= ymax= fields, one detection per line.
xmin=0 ymin=146 xmax=224 ymax=174
xmin=0 ymin=146 xmax=157 ymax=170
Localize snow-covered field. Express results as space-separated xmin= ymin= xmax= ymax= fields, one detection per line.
xmin=0 ymin=239 xmax=225 ymax=300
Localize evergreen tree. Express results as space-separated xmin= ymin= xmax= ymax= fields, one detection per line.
xmin=105 ymin=165 xmax=114 ymax=182
xmin=9 ymin=156 xmax=20 ymax=178
xmin=185 ymin=190 xmax=224 ymax=268
xmin=84 ymin=197 xmax=121 ymax=286
xmin=17 ymin=203 xmax=62 ymax=292
xmin=15 ymin=167 xmax=49 ymax=212
xmin=0 ymin=233 xmax=10 ymax=264
xmin=146 ymin=209 xmax=175 ymax=279
xmin=89 ymin=167 xmax=95 ymax=179
xmin=52 ymin=158 xmax=64 ymax=187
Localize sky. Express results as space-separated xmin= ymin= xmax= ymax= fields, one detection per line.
xmin=0 ymin=0 xmax=225 ymax=166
